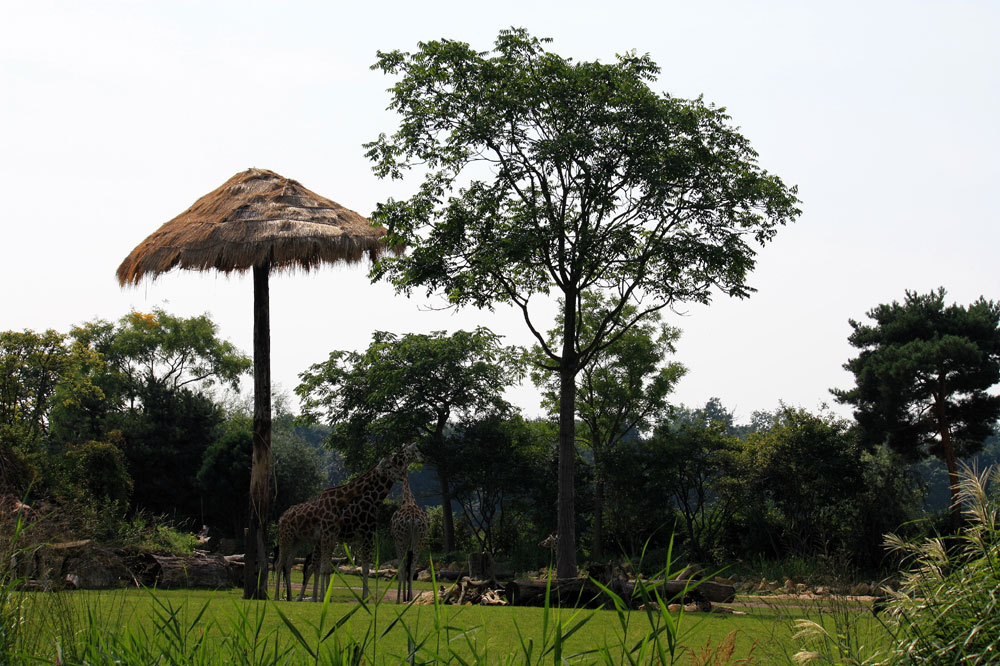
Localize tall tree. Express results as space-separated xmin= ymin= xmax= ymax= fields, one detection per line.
xmin=296 ymin=328 xmax=521 ymax=551
xmin=530 ymin=291 xmax=685 ymax=558
xmin=367 ymin=29 xmax=800 ymax=575
xmin=833 ymin=288 xmax=1000 ymax=527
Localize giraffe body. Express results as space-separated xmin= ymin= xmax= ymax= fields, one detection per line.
xmin=273 ymin=495 xmax=343 ymax=601
xmin=390 ymin=473 xmax=429 ymax=603
xmin=275 ymin=442 xmax=420 ymax=601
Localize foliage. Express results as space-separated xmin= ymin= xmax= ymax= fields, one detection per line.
xmin=367 ymin=28 xmax=800 ymax=576
xmin=53 ymin=309 xmax=248 ymax=444
xmin=648 ymin=417 xmax=741 ymax=564
xmin=119 ymin=381 xmax=224 ymax=523
xmin=879 ymin=464 xmax=1000 ymax=665
xmin=73 ymin=308 xmax=250 ymax=395
xmin=197 ymin=413 xmax=254 ymax=536
xmin=199 ymin=411 xmax=329 ymax=538
xmin=114 ymin=512 xmax=200 ymax=554
xmin=297 ymin=328 xmax=520 ymax=466
xmin=0 ymin=329 xmax=103 ymax=464
xmin=833 ymin=288 xmax=1000 ymax=523
xmin=446 ymin=415 xmax=551 ymax=555
xmin=297 ymin=327 xmax=521 ymax=551
xmin=726 ymin=408 xmax=867 ymax=559
xmin=63 ymin=440 xmax=133 ymax=504
xmin=530 ymin=291 xmax=685 ymax=558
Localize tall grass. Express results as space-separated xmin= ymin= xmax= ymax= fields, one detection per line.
xmin=0 ymin=509 xmax=28 ymax=665
xmin=791 ymin=463 xmax=1000 ymax=665
xmin=878 ymin=463 xmax=1000 ymax=665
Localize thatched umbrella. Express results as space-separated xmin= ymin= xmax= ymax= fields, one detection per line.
xmin=117 ymin=168 xmax=396 ymax=599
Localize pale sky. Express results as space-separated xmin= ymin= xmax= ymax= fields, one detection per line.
xmin=2 ymin=1 xmax=997 ymax=424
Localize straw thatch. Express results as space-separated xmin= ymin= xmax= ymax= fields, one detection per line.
xmin=117 ymin=168 xmax=396 ymax=285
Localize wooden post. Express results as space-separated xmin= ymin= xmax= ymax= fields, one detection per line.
xmin=244 ymin=263 xmax=272 ymax=599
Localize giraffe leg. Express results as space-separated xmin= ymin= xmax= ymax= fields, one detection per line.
xmin=296 ymin=547 xmax=314 ymax=602
xmin=404 ymin=549 xmax=413 ymax=602
xmin=359 ymin=541 xmax=371 ymax=600
xmin=274 ymin=547 xmax=283 ymax=601
xmin=395 ymin=550 xmax=403 ymax=604
xmin=315 ymin=533 xmax=336 ymax=603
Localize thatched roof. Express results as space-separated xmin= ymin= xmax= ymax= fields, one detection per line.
xmin=117 ymin=168 xmax=397 ymax=286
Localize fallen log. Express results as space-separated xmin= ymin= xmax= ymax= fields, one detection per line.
xmin=505 ymin=577 xmax=735 ymax=608
xmin=505 ymin=578 xmax=609 ymax=608
xmin=629 ymin=579 xmax=736 ymax=604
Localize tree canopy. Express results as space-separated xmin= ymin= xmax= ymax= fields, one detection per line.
xmin=368 ymin=28 xmax=800 ymax=575
xmin=833 ymin=288 xmax=1000 ymax=526
xmin=296 ymin=327 xmax=522 ymax=551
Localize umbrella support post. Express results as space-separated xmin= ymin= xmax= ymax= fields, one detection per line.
xmin=244 ymin=263 xmax=272 ymax=600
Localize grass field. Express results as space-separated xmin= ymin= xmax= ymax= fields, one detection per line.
xmin=14 ymin=573 xmax=892 ymax=665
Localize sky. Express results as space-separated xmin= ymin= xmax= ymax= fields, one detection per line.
xmin=2 ymin=1 xmax=997 ymax=425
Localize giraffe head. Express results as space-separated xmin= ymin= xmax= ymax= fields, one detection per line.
xmin=375 ymin=441 xmax=422 ymax=482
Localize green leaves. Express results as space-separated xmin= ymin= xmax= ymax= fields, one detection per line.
xmin=835 ymin=288 xmax=1000 ymax=460
xmin=835 ymin=288 xmax=1000 ymax=522
xmin=367 ymin=29 xmax=801 ymax=316
xmin=296 ymin=328 xmax=523 ymax=469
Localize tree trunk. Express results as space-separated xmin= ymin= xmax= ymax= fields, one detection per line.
xmin=438 ymin=467 xmax=456 ymax=553
xmin=244 ymin=264 xmax=271 ymax=600
xmin=556 ymin=292 xmax=578 ymax=579
xmin=936 ymin=395 xmax=962 ymax=531
xmin=592 ymin=449 xmax=604 ymax=561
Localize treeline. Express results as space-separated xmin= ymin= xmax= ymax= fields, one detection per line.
xmin=3 ymin=286 xmax=999 ymax=577
xmin=0 ymin=309 xmax=337 ymax=547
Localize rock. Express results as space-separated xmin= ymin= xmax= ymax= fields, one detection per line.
xmin=34 ymin=540 xmax=132 ymax=589
xmin=784 ymin=579 xmax=795 ymax=592
xmin=667 ymin=603 xmax=683 ymax=612
xmin=795 ymin=583 xmax=808 ymax=594
xmin=851 ymin=582 xmax=872 ymax=596
xmin=416 ymin=568 xmax=433 ymax=582
xmin=814 ymin=586 xmax=828 ymax=596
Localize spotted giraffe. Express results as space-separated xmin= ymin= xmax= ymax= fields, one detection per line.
xmin=276 ymin=442 xmax=421 ymax=601
xmin=390 ymin=471 xmax=429 ymax=603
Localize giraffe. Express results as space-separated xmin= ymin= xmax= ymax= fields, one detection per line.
xmin=275 ymin=441 xmax=421 ymax=601
xmin=390 ymin=471 xmax=429 ymax=603
xmin=273 ymin=491 xmax=343 ymax=601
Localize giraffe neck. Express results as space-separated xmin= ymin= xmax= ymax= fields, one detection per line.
xmin=400 ymin=474 xmax=416 ymax=506
xmin=325 ymin=454 xmax=398 ymax=498
xmin=364 ymin=470 xmax=395 ymax=504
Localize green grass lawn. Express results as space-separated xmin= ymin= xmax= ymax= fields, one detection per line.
xmin=15 ymin=575 xmax=891 ymax=665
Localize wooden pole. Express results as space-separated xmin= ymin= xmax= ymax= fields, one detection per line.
xmin=244 ymin=263 xmax=272 ymax=599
